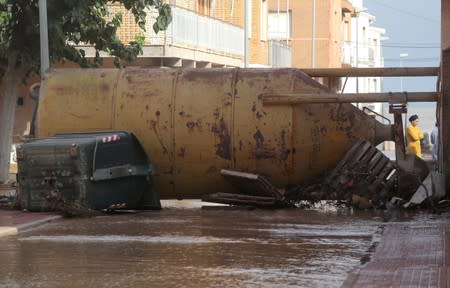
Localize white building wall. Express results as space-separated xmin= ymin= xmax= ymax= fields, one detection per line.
xmin=342 ymin=1 xmax=385 ymax=117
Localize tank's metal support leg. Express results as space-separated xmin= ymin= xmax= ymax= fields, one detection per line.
xmin=389 ymin=93 xmax=429 ymax=197
xmin=388 ymin=102 xmax=407 ymax=161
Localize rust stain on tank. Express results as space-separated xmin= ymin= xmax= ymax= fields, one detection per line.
xmin=253 ymin=130 xmax=276 ymax=159
xmin=328 ymin=104 xmax=358 ymax=139
xmin=213 ymin=109 xmax=220 ymax=118
xmin=125 ymin=92 xmax=134 ymax=99
xmin=309 ymin=125 xmax=322 ymax=169
xmin=255 ymin=111 xmax=264 ymax=119
xmin=100 ymin=83 xmax=110 ymax=92
xmin=206 ymin=166 xmax=218 ymax=174
xmin=179 ymin=111 xmax=193 ymax=118
xmin=179 ymin=111 xmax=191 ymax=117
xmin=150 ymin=119 xmax=168 ymax=155
xmin=186 ymin=122 xmax=196 ymax=129
xmin=279 ymin=129 xmax=291 ymax=161
xmin=211 ymin=118 xmax=231 ymax=160
xmin=186 ymin=120 xmax=202 ymax=131
xmin=254 ymin=130 xmax=264 ymax=149
xmin=178 ymin=147 xmax=186 ymax=157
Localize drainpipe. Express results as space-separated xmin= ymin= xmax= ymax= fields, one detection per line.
xmin=244 ymin=0 xmax=249 ymax=67
xmin=311 ymin=0 xmax=316 ymax=68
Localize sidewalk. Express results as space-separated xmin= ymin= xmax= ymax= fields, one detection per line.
xmin=0 ymin=209 xmax=61 ymax=238
xmin=342 ymin=217 xmax=450 ymax=288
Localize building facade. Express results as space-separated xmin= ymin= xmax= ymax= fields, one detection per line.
xmin=103 ymin=0 xmax=278 ymax=68
xmin=343 ymin=0 xmax=385 ymax=115
xmin=268 ymin=0 xmax=355 ymax=69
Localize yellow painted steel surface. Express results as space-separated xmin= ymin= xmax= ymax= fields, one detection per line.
xmin=37 ymin=68 xmax=392 ymax=199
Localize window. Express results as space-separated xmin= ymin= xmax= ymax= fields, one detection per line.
xmin=260 ymin=0 xmax=268 ymax=41
xmin=268 ymin=11 xmax=291 ymax=40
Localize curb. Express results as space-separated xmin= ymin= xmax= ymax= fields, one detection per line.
xmin=16 ymin=215 xmax=62 ymax=232
xmin=0 ymin=215 xmax=62 ymax=238
xmin=0 ymin=227 xmax=18 ymax=238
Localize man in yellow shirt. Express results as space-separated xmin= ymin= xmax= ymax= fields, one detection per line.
xmin=406 ymin=114 xmax=424 ymax=158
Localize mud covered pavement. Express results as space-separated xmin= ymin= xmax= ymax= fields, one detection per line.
xmin=0 ymin=203 xmax=395 ymax=288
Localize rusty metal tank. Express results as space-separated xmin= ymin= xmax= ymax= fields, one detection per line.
xmin=37 ymin=68 xmax=393 ymax=199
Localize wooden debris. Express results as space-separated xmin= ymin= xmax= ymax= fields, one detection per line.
xmin=202 ymin=169 xmax=287 ymax=208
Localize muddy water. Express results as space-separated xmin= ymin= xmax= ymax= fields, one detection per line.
xmin=0 ymin=205 xmax=392 ymax=288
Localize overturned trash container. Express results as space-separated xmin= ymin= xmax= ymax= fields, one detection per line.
xmin=17 ymin=131 xmax=160 ymax=212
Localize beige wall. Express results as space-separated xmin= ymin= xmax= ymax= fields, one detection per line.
xmin=249 ymin=0 xmax=269 ymax=65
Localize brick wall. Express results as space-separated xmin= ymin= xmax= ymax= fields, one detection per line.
xmin=249 ymin=0 xmax=269 ymax=65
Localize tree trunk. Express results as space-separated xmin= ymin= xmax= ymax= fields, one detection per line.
xmin=0 ymin=54 xmax=20 ymax=183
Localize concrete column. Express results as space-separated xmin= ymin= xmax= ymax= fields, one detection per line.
xmin=442 ymin=0 xmax=450 ymax=194
xmin=442 ymin=49 xmax=450 ymax=193
xmin=443 ymin=0 xmax=450 ymax=50
xmin=182 ymin=60 xmax=195 ymax=68
xmin=196 ymin=61 xmax=212 ymax=68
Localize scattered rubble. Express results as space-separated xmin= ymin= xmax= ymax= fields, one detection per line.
xmin=203 ymin=139 xmax=438 ymax=210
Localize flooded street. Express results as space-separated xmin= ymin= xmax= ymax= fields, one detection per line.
xmin=0 ymin=203 xmax=410 ymax=288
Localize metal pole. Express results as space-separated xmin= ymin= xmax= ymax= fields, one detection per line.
xmin=442 ymin=49 xmax=450 ymax=194
xmin=260 ymin=92 xmax=438 ymax=104
xmin=399 ymin=53 xmax=408 ymax=139
xmin=286 ymin=0 xmax=289 ymax=45
xmin=311 ymin=0 xmax=316 ymax=68
xmin=277 ymin=0 xmax=280 ymax=27
xmin=300 ymin=67 xmax=439 ymax=77
xmin=244 ymin=0 xmax=249 ymax=67
xmin=39 ymin=0 xmax=50 ymax=77
xmin=355 ymin=14 xmax=359 ymax=95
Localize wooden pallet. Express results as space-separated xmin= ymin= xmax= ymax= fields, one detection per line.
xmin=322 ymin=139 xmax=397 ymax=204
xmin=201 ymin=169 xmax=285 ymax=208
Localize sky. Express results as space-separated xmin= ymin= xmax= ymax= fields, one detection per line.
xmin=362 ymin=0 xmax=440 ymax=132
xmin=363 ymin=0 xmax=441 ymax=93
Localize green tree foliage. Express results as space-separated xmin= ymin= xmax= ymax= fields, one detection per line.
xmin=0 ymin=0 xmax=171 ymax=183
xmin=0 ymin=0 xmax=172 ymax=74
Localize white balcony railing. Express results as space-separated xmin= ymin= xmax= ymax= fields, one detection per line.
xmin=149 ymin=6 xmax=244 ymax=56
xmin=268 ymin=40 xmax=291 ymax=67
xmin=341 ymin=41 xmax=352 ymax=65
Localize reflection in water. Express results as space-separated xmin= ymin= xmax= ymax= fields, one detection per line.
xmin=0 ymin=207 xmax=387 ymax=288
xmin=19 ymin=235 xmax=243 ymax=244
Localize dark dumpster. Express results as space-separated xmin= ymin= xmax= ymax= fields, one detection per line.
xmin=16 ymin=131 xmax=160 ymax=212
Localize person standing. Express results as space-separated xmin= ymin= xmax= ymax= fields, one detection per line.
xmin=406 ymin=114 xmax=424 ymax=158
xmin=431 ymin=121 xmax=439 ymax=161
